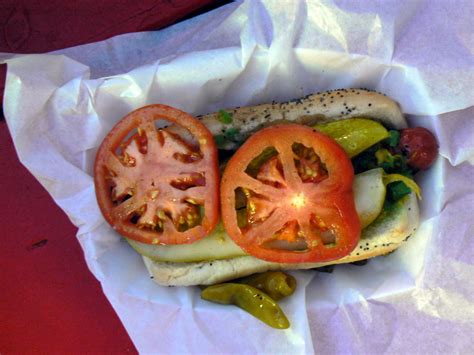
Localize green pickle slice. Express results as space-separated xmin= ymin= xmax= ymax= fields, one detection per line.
xmin=314 ymin=118 xmax=389 ymax=157
xmin=126 ymin=223 xmax=246 ymax=262
xmin=128 ymin=169 xmax=387 ymax=262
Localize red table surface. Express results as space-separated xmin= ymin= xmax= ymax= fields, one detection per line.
xmin=0 ymin=1 xmax=228 ymax=353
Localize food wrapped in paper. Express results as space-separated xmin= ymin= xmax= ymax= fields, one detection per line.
xmin=3 ymin=1 xmax=474 ymax=353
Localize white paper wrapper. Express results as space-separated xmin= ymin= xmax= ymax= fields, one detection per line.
xmin=3 ymin=1 xmax=474 ymax=353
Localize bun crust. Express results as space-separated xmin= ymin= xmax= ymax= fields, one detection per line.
xmin=199 ymin=89 xmax=407 ymax=150
xmin=144 ymin=194 xmax=419 ymax=286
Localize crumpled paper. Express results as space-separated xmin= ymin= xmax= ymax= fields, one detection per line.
xmin=3 ymin=0 xmax=474 ymax=353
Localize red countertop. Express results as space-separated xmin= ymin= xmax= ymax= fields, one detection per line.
xmin=0 ymin=1 xmax=228 ymax=353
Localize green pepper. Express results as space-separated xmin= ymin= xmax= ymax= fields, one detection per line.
xmin=201 ymin=283 xmax=290 ymax=329
xmin=387 ymin=130 xmax=400 ymax=147
xmin=217 ymin=109 xmax=233 ymax=124
xmin=383 ymin=173 xmax=421 ymax=199
xmin=214 ymin=127 xmax=241 ymax=149
xmin=314 ymin=118 xmax=389 ymax=157
xmin=238 ymin=271 xmax=296 ymax=301
xmin=375 ymin=149 xmax=414 ymax=177
xmin=223 ymin=127 xmax=240 ymax=140
xmin=386 ymin=181 xmax=411 ymax=202
xmin=214 ymin=134 xmax=226 ymax=148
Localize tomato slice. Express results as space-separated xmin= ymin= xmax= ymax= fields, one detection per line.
xmin=220 ymin=124 xmax=360 ymax=263
xmin=94 ymin=105 xmax=219 ymax=245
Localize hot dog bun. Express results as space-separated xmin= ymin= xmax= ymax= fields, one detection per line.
xmin=141 ymin=89 xmax=419 ymax=286
xmin=198 ymin=88 xmax=407 ymax=150
xmin=144 ymin=193 xmax=418 ymax=286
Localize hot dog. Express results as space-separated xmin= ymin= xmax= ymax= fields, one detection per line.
xmin=94 ymin=89 xmax=437 ymax=287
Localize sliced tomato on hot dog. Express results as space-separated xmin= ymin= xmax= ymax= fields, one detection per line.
xmin=94 ymin=105 xmax=219 ymax=245
xmin=220 ymin=124 xmax=361 ymax=263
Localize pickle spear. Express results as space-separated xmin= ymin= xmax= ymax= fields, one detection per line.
xmin=314 ymin=118 xmax=389 ymax=157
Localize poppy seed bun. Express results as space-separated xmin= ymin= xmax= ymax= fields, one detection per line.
xmin=143 ymin=193 xmax=418 ymax=286
xmin=197 ymin=89 xmax=407 ymax=150
xmin=138 ymin=89 xmax=419 ymax=286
